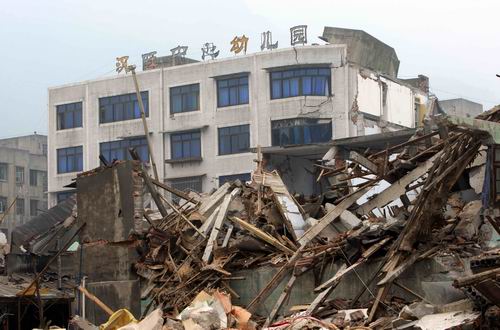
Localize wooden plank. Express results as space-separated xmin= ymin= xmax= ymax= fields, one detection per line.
xmin=246 ymin=247 xmax=304 ymax=313
xmin=77 ymin=286 xmax=114 ymax=316
xmin=349 ymin=151 xmax=379 ymax=173
xmin=229 ymin=216 xmax=295 ymax=255
xmin=314 ymin=237 xmax=391 ymax=293
xmin=356 ymin=153 xmax=439 ymax=215
xmin=222 ymin=224 xmax=234 ymax=248
xmin=306 ymin=264 xmax=347 ymax=315
xmin=263 ymin=274 xmax=298 ymax=328
xmin=298 ymin=183 xmax=373 ymax=246
xmin=202 ymin=188 xmax=240 ymax=263
xmin=198 ymin=183 xmax=231 ymax=216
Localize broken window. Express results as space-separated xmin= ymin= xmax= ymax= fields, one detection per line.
xmin=271 ymin=67 xmax=331 ymax=99
xmin=217 ymin=75 xmax=249 ymax=107
xmin=16 ymin=198 xmax=24 ymax=215
xmin=0 ymin=163 xmax=7 ymax=181
xmin=218 ymin=124 xmax=250 ymax=155
xmin=271 ymin=118 xmax=332 ymax=146
xmin=15 ymin=166 xmax=24 ymax=184
xmin=219 ymin=173 xmax=251 ymax=186
xmin=100 ymin=137 xmax=149 ymax=163
xmin=99 ymin=91 xmax=148 ymax=124
xmin=57 ymin=146 xmax=83 ymax=173
xmin=0 ymin=197 xmax=6 ymax=213
xmin=170 ymin=131 xmax=201 ymax=160
xmin=170 ymin=84 xmax=200 ymax=114
xmin=56 ymin=101 xmax=82 ymax=130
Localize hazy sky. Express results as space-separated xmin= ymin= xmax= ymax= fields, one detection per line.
xmin=1 ymin=0 xmax=499 ymax=138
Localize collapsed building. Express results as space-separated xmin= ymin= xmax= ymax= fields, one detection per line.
xmin=1 ymin=107 xmax=499 ymax=329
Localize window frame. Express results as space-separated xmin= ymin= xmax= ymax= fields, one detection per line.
xmin=167 ymin=176 xmax=203 ymax=203
xmin=100 ymin=137 xmax=149 ymax=163
xmin=99 ymin=91 xmax=149 ymax=124
xmin=271 ymin=118 xmax=332 ymax=146
xmin=29 ymin=169 xmax=38 ymax=186
xmin=56 ymin=101 xmax=83 ymax=130
xmin=218 ymin=124 xmax=250 ymax=155
xmin=57 ymin=146 xmax=83 ymax=174
xmin=57 ymin=191 xmax=75 ymax=204
xmin=216 ymin=75 xmax=249 ymax=108
xmin=170 ymin=83 xmax=200 ymax=114
xmin=0 ymin=197 xmax=7 ymax=213
xmin=30 ymin=199 xmax=39 ymax=217
xmin=169 ymin=130 xmax=202 ymax=161
xmin=15 ymin=166 xmax=24 ymax=185
xmin=0 ymin=163 xmax=7 ymax=182
xmin=16 ymin=198 xmax=24 ymax=216
xmin=270 ymin=67 xmax=331 ymax=100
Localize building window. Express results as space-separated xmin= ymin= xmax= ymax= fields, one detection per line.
xmin=271 ymin=118 xmax=332 ymax=146
xmin=41 ymin=171 xmax=48 ymax=191
xmin=57 ymin=102 xmax=82 ymax=130
xmin=57 ymin=191 xmax=75 ymax=204
xmin=0 ymin=163 xmax=7 ymax=181
xmin=15 ymin=167 xmax=24 ymax=184
xmin=57 ymin=146 xmax=83 ymax=174
xmin=16 ymin=198 xmax=24 ymax=215
xmin=100 ymin=137 xmax=149 ymax=163
xmin=270 ymin=67 xmax=331 ymax=99
xmin=99 ymin=91 xmax=149 ymax=124
xmin=218 ymin=125 xmax=250 ymax=155
xmin=219 ymin=173 xmax=251 ymax=186
xmin=0 ymin=197 xmax=6 ymax=213
xmin=42 ymin=144 xmax=48 ymax=156
xmin=30 ymin=199 xmax=39 ymax=217
xmin=167 ymin=176 xmax=203 ymax=202
xmin=30 ymin=170 xmax=38 ymax=186
xmin=170 ymin=131 xmax=201 ymax=160
xmin=217 ymin=75 xmax=249 ymax=107
xmin=170 ymin=84 xmax=200 ymax=114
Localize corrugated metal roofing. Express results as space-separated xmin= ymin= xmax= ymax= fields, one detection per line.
xmin=11 ymin=196 xmax=76 ymax=253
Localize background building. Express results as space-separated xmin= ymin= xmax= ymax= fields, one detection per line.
xmin=438 ymin=98 xmax=483 ymax=118
xmin=47 ymin=28 xmax=429 ymax=206
xmin=0 ymin=134 xmax=48 ymax=241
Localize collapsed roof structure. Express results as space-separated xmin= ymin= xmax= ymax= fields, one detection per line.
xmin=3 ymin=109 xmax=500 ymax=329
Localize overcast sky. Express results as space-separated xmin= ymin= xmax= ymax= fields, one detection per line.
xmin=1 ymin=0 xmax=499 ymax=138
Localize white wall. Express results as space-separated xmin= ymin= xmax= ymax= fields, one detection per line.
xmin=48 ymin=45 xmax=420 ymax=206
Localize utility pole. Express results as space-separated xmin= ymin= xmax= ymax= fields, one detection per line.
xmin=115 ymin=56 xmax=159 ymax=181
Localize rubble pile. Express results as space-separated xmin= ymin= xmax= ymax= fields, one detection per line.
xmin=128 ymin=110 xmax=500 ymax=329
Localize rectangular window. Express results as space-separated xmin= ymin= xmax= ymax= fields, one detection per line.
xmin=16 ymin=198 xmax=24 ymax=215
xmin=170 ymin=131 xmax=201 ymax=160
xmin=100 ymin=137 xmax=149 ymax=163
xmin=218 ymin=124 xmax=250 ymax=155
xmin=0 ymin=197 xmax=6 ymax=213
xmin=57 ymin=191 xmax=75 ymax=204
xmin=41 ymin=171 xmax=48 ymax=191
xmin=30 ymin=199 xmax=39 ymax=216
xmin=217 ymin=75 xmax=249 ymax=107
xmin=99 ymin=91 xmax=149 ymax=124
xmin=30 ymin=169 xmax=38 ymax=186
xmin=56 ymin=102 xmax=83 ymax=130
xmin=57 ymin=146 xmax=83 ymax=173
xmin=0 ymin=163 xmax=7 ymax=181
xmin=270 ymin=67 xmax=331 ymax=99
xmin=15 ymin=166 xmax=24 ymax=184
xmin=170 ymin=84 xmax=200 ymax=114
xmin=167 ymin=176 xmax=203 ymax=202
xmin=219 ymin=173 xmax=251 ymax=186
xmin=271 ymin=118 xmax=332 ymax=146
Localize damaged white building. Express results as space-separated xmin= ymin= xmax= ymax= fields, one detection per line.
xmin=47 ymin=27 xmax=429 ymax=206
